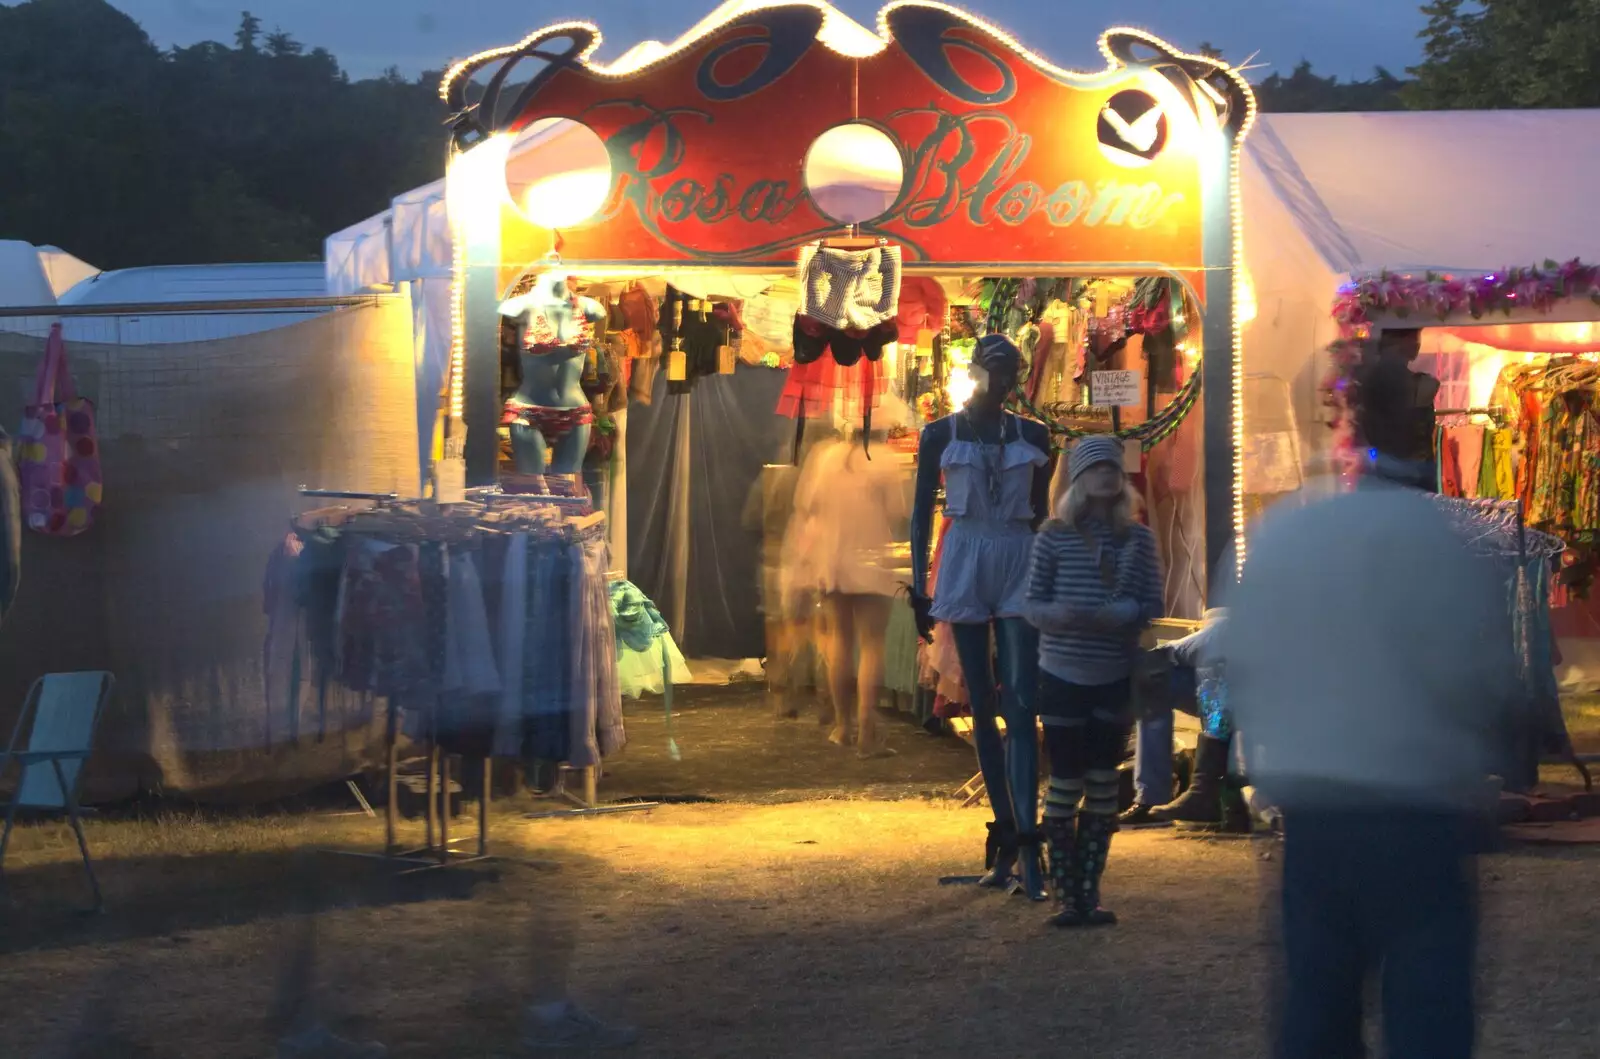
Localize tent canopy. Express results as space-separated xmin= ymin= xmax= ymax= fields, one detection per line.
xmin=0 ymin=240 xmax=98 ymax=307
xmin=1249 ymin=110 xmax=1600 ymax=277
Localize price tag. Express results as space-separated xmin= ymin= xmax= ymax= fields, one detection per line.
xmin=1090 ymin=369 xmax=1141 ymax=408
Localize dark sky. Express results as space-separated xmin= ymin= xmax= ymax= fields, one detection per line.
xmin=108 ymin=1 xmax=1427 ymax=82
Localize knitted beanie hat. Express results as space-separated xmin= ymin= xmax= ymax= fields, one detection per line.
xmin=1068 ymin=435 xmax=1125 ymax=482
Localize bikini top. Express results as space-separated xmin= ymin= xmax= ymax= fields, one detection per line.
xmin=522 ymin=309 xmax=594 ymax=355
xmin=500 ymin=291 xmax=600 ymax=355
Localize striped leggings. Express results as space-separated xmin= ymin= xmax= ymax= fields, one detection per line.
xmin=1038 ymin=671 xmax=1133 ymax=819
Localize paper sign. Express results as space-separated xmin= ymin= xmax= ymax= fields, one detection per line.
xmin=434 ymin=457 xmax=466 ymax=504
xmin=1090 ymin=370 xmax=1142 ymax=408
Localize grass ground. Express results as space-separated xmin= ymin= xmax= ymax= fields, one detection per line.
xmin=3 ymin=694 xmax=1600 ymax=1057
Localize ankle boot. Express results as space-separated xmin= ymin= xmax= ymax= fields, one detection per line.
xmin=1043 ymin=815 xmax=1080 ymax=927
xmin=1070 ymin=811 xmax=1119 ymax=926
xmin=1152 ymin=733 xmax=1229 ymax=824
xmin=1013 ymin=830 xmax=1049 ymax=902
xmin=978 ymin=820 xmax=1019 ymax=889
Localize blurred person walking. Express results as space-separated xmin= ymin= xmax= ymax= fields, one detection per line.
xmin=1223 ymin=484 xmax=1519 ymax=1058
xmin=1023 ymin=436 xmax=1163 ymax=927
xmin=788 ymin=404 xmax=910 ymax=756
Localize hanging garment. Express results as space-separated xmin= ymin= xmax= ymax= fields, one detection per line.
xmin=612 ymin=578 xmax=691 ymax=697
xmin=442 ymin=548 xmax=501 ymax=696
xmin=493 ymin=533 xmax=529 ymax=758
xmin=796 ymin=243 xmax=903 ymax=330
xmin=262 ymin=533 xmax=305 ymax=731
xmin=896 ymin=276 xmax=947 ymax=344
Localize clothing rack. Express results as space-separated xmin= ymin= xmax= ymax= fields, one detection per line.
xmin=1431 ymin=496 xmax=1589 ymax=792
xmin=294 ymin=486 xmax=634 ymax=870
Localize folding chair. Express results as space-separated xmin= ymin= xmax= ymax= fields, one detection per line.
xmin=0 ymin=672 xmax=114 ymax=912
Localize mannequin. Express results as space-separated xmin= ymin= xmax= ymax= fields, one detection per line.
xmin=911 ymin=334 xmax=1053 ymax=900
xmin=498 ymin=271 xmax=608 ymax=479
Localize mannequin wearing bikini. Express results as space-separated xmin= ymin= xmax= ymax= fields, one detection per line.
xmin=498 ymin=272 xmax=607 ymax=478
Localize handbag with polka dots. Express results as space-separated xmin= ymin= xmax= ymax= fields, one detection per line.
xmin=18 ymin=323 xmax=102 ymax=536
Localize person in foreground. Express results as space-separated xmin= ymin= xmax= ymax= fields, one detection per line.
xmin=1222 ymin=484 xmax=1518 ymax=1058
xmin=1023 ymin=435 xmax=1163 ymax=927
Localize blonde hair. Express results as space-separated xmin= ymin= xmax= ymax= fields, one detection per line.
xmin=1054 ymin=473 xmax=1142 ymax=533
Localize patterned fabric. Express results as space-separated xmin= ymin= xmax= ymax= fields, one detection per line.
xmin=796 ymin=244 xmax=903 ymax=330
xmin=501 ymin=401 xmax=595 ymax=441
xmin=335 ymin=540 xmax=429 ymax=697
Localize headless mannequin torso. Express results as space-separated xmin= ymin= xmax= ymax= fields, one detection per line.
xmin=499 ymin=272 xmax=607 ymax=477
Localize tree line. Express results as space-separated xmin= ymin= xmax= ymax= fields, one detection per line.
xmin=1 ymin=0 xmax=1594 ymax=271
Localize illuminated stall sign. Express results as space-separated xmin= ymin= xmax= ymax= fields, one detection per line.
xmin=442 ymin=2 xmax=1254 ymax=291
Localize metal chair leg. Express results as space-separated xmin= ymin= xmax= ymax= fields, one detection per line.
xmin=0 ymin=794 xmax=20 ymax=885
xmin=53 ymin=759 xmax=102 ymax=913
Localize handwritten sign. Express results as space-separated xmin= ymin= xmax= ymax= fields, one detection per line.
xmin=1090 ymin=370 xmax=1142 ymax=408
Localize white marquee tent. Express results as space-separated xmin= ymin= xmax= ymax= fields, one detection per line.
xmin=1241 ymin=109 xmax=1600 ymax=478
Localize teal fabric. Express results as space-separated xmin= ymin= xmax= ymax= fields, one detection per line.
xmin=610 ymin=578 xmax=668 ymax=655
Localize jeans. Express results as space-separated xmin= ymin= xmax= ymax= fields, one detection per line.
xmin=1132 ymin=708 xmax=1174 ymax=806
xmin=950 ymin=618 xmax=1039 ymax=828
xmin=1276 ymin=806 xmax=1477 ymax=1059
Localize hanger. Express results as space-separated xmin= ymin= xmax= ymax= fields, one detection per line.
xmin=818 ymin=227 xmax=888 ymax=250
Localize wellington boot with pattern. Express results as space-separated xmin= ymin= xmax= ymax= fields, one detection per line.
xmin=1152 ymin=733 xmax=1228 ymax=825
xmin=1070 ymin=811 xmax=1119 ymax=927
xmin=978 ymin=820 xmax=1019 ymax=889
xmin=1013 ymin=830 xmax=1049 ymax=902
xmin=1043 ymin=815 xmax=1082 ymax=927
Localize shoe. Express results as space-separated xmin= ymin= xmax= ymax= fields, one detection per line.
xmin=978 ymin=820 xmax=1019 ymax=889
xmin=277 ymin=1025 xmax=387 ymax=1059
xmin=522 ymin=1001 xmax=637 ymax=1051
xmin=1043 ymin=814 xmax=1081 ymax=927
xmin=1066 ymin=811 xmax=1118 ymax=927
xmin=1118 ymin=803 xmax=1171 ymax=829
xmin=1151 ymin=733 xmax=1229 ymax=825
xmin=1013 ymin=830 xmax=1049 ymax=902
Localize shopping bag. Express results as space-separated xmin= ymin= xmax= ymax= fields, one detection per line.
xmin=18 ymin=323 xmax=102 ymax=536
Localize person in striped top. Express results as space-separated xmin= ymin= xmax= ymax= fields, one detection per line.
xmin=1023 ymin=434 xmax=1164 ymax=927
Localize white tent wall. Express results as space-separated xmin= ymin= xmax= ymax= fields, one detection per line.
xmin=0 ymin=300 xmax=419 ymax=802
xmin=325 ymin=211 xmax=394 ymax=295
xmin=1239 ymin=122 xmax=1346 ymax=486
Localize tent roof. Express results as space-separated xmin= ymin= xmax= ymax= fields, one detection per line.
xmin=0 ymin=240 xmax=99 ymax=306
xmin=1250 ymin=110 xmax=1600 ymax=277
xmin=60 ymin=261 xmax=326 ymax=305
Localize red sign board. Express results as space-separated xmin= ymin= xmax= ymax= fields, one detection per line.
xmin=444 ymin=4 xmax=1252 ymax=296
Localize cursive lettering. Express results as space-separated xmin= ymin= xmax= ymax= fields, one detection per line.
xmin=587 ymin=100 xmax=1181 ymax=245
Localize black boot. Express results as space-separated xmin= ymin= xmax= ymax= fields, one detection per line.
xmin=978 ymin=820 xmax=1019 ymax=889
xmin=1069 ymin=811 xmax=1118 ymax=926
xmin=1014 ymin=830 xmax=1049 ymax=902
xmin=1043 ymin=815 xmax=1080 ymax=927
xmin=1152 ymin=733 xmax=1229 ymax=825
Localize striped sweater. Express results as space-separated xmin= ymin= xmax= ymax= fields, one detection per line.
xmin=1023 ymin=518 xmax=1164 ymax=685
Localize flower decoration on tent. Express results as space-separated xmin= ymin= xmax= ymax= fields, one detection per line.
xmin=1320 ymin=259 xmax=1600 ymax=477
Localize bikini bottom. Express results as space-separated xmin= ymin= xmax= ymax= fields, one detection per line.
xmin=502 ymin=401 xmax=595 ymax=442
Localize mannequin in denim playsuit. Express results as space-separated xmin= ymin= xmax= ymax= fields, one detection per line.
xmin=911 ymin=335 xmax=1053 ymax=900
